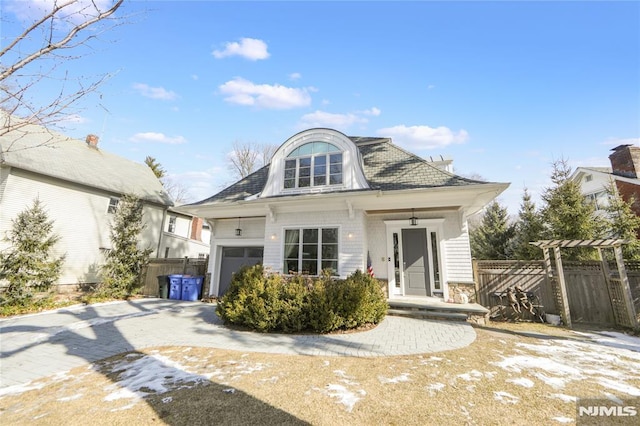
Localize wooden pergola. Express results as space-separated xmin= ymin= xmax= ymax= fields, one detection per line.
xmin=530 ymin=239 xmax=639 ymax=329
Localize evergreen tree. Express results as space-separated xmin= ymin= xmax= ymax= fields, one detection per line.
xmin=470 ymin=200 xmax=515 ymax=260
xmin=98 ymin=194 xmax=153 ymax=298
xmin=144 ymin=156 xmax=166 ymax=179
xmin=604 ymin=181 xmax=640 ymax=259
xmin=540 ymin=159 xmax=601 ymax=260
xmin=0 ymin=199 xmax=64 ymax=306
xmin=510 ymin=188 xmax=545 ymax=260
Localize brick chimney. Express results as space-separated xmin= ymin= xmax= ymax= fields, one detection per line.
xmin=609 ymin=144 xmax=640 ymax=178
xmin=86 ymin=134 xmax=99 ymax=148
xmin=190 ymin=217 xmax=203 ymax=241
xmin=609 ymin=144 xmax=640 ymax=225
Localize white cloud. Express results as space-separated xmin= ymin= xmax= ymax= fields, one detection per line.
xmin=601 ymin=137 xmax=640 ymax=147
xmin=427 ymin=84 xmax=436 ymax=90
xmin=299 ymin=111 xmax=368 ymax=129
xmin=130 ymin=132 xmax=186 ymax=144
xmin=212 ymin=38 xmax=270 ymax=61
xmin=289 ymin=72 xmax=302 ymax=80
xmin=360 ymin=107 xmax=381 ymax=116
xmin=377 ymin=124 xmax=469 ymax=150
xmin=132 ymin=83 xmax=178 ymax=101
xmin=218 ymin=77 xmax=312 ymax=109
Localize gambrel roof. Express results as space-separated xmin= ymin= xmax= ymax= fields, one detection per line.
xmin=0 ymin=115 xmax=173 ymax=206
xmin=190 ymin=132 xmax=492 ymax=206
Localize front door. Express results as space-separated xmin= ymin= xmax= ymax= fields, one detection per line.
xmin=401 ymin=228 xmax=430 ymax=296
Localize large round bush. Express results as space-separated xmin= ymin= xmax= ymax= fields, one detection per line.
xmin=216 ymin=265 xmax=387 ymax=333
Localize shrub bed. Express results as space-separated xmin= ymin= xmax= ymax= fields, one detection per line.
xmin=216 ymin=265 xmax=387 ymax=333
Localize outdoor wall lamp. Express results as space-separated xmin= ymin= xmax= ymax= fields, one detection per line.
xmin=235 ymin=217 xmax=242 ymax=236
xmin=410 ymin=209 xmax=418 ymax=226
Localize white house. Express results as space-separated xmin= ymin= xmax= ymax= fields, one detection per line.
xmin=159 ymin=208 xmax=211 ymax=259
xmin=0 ymin=115 xmax=173 ymax=290
xmin=570 ymin=144 xmax=640 ymax=218
xmin=181 ymin=128 xmax=509 ymax=300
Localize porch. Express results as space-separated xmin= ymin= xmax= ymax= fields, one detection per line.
xmin=387 ymin=296 xmax=490 ymax=324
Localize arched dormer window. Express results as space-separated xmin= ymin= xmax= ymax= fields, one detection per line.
xmin=284 ymin=142 xmax=343 ymax=189
xmin=260 ymin=129 xmax=369 ymax=198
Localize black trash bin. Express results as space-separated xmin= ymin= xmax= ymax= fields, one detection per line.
xmin=157 ymin=275 xmax=169 ymax=299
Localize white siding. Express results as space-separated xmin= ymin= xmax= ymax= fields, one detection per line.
xmin=443 ymin=217 xmax=474 ymax=284
xmin=262 ymin=209 xmax=366 ymax=277
xmin=365 ymin=210 xmax=474 ymax=285
xmin=160 ymin=233 xmax=209 ymax=259
xmin=0 ymin=168 xmax=165 ymax=286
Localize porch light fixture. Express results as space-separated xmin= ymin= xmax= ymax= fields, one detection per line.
xmin=235 ymin=217 xmax=242 ymax=236
xmin=410 ymin=209 xmax=418 ymax=226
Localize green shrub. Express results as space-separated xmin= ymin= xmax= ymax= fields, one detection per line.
xmin=216 ymin=265 xmax=387 ymax=333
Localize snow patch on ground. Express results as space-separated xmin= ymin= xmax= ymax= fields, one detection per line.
xmin=549 ymin=393 xmax=576 ymax=403
xmin=379 ymin=373 xmax=411 ymax=384
xmin=323 ymin=384 xmax=366 ymax=412
xmin=494 ymin=391 xmax=519 ymax=404
xmin=100 ymin=352 xmax=209 ymax=406
xmin=507 ymin=377 xmax=534 ymax=388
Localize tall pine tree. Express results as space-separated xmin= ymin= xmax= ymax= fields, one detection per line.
xmin=98 ymin=194 xmax=153 ymax=298
xmin=510 ymin=188 xmax=545 ymax=260
xmin=541 ymin=159 xmax=601 ymax=260
xmin=470 ymin=200 xmax=515 ymax=260
xmin=604 ymin=181 xmax=640 ymax=260
xmin=0 ymin=199 xmax=65 ymax=306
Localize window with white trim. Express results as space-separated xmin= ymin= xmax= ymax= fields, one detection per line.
xmin=168 ymin=216 xmax=176 ymax=233
xmin=107 ymin=197 xmax=119 ymax=214
xmin=283 ymin=142 xmax=343 ymax=189
xmin=283 ymin=227 xmax=338 ymax=275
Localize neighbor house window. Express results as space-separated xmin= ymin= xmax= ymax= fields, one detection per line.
xmin=283 ymin=142 xmax=343 ymax=189
xmin=283 ymin=227 xmax=338 ymax=275
xmin=586 ymin=191 xmax=607 ymax=211
xmin=168 ymin=216 xmax=176 ymax=233
xmin=107 ymin=197 xmax=119 ymax=214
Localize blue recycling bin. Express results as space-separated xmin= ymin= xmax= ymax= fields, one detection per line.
xmin=168 ymin=274 xmax=183 ymax=300
xmin=181 ymin=276 xmax=203 ymax=301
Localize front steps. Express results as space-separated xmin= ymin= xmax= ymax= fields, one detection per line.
xmin=387 ymin=298 xmax=490 ymax=324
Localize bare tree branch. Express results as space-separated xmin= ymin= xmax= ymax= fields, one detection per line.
xmin=228 ymin=140 xmax=277 ymax=180
xmin=1 ymin=0 xmax=124 ymax=81
xmin=1 ymin=0 xmax=126 ymax=139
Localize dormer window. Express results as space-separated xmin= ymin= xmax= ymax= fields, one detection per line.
xmin=283 ymin=142 xmax=343 ymax=189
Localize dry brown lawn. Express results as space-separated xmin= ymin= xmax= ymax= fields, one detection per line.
xmin=1 ymin=321 xmax=639 ymax=425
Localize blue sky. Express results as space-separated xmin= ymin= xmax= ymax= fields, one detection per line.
xmin=3 ymin=1 xmax=639 ymax=214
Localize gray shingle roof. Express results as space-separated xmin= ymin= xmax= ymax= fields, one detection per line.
xmin=355 ymin=138 xmax=486 ymax=190
xmin=0 ymin=116 xmax=173 ymax=206
xmin=189 ymin=135 xmax=492 ymax=205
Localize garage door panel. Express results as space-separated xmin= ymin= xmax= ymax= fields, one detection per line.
xmin=218 ymin=247 xmax=263 ymax=296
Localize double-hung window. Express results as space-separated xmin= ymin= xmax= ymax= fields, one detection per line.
xmin=283 ymin=227 xmax=338 ymax=275
xmin=284 ymin=142 xmax=343 ymax=189
xmin=107 ymin=197 xmax=119 ymax=214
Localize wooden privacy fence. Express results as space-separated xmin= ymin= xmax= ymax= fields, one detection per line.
xmin=474 ymin=259 xmax=640 ymax=328
xmin=140 ymin=257 xmax=209 ymax=298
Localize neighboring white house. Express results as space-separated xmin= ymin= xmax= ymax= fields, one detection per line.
xmin=0 ymin=115 xmax=174 ymax=290
xmin=181 ymin=128 xmax=509 ymax=299
xmin=159 ymin=208 xmax=211 ymax=259
xmin=570 ymin=144 xmax=640 ymax=218
xmin=569 ymin=166 xmax=613 ymax=214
